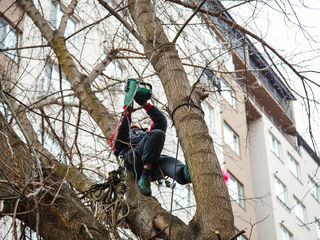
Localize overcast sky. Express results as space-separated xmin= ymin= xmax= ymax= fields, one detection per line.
xmin=223 ymin=0 xmax=320 ymax=152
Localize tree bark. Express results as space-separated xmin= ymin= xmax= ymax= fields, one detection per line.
xmin=13 ymin=1 xmax=190 ymax=239
xmin=128 ymin=0 xmax=234 ymax=239
xmin=124 ymin=173 xmax=186 ymax=239
xmin=0 ymin=112 xmax=111 ymax=240
xmin=12 ymin=0 xmax=235 ymax=239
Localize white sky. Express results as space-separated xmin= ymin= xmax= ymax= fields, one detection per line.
xmin=223 ymin=0 xmax=320 ymax=152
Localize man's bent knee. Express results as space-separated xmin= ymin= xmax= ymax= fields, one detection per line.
xmin=149 ymin=129 xmax=165 ymax=140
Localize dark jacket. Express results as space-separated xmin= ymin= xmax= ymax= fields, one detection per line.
xmin=111 ymin=104 xmax=190 ymax=184
xmin=112 ymin=104 xmax=167 ymax=158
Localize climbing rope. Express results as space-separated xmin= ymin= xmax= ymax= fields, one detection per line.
xmin=168 ymin=138 xmax=179 ymax=240
xmin=127 ymin=115 xmax=144 ymax=240
xmin=81 ymin=167 xmax=129 ymax=228
xmin=170 ymin=102 xmax=204 ymax=126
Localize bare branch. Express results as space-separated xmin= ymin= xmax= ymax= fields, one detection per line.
xmin=87 ymin=49 xmax=120 ymax=84
xmin=57 ymin=0 xmax=78 ymax=36
xmin=97 ymin=0 xmax=144 ymax=44
xmin=172 ymin=0 xmax=208 ymax=44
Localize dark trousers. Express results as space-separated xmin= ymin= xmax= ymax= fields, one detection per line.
xmin=155 ymin=155 xmax=190 ymax=185
xmin=135 ymin=129 xmax=165 ymax=165
xmin=125 ymin=129 xmax=190 ymax=184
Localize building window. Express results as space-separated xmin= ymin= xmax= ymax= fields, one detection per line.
xmin=274 ymin=176 xmax=288 ymax=206
xmin=50 ymin=2 xmax=77 ymax=44
xmin=202 ymin=102 xmax=214 ymax=133
xmin=24 ymin=227 xmax=44 ymax=240
xmin=104 ymin=60 xmax=124 ymax=80
xmin=174 ymin=185 xmax=195 ymax=215
xmin=228 ymin=173 xmax=244 ymax=207
xmin=42 ymin=132 xmax=62 ymax=158
xmin=288 ymin=154 xmax=300 ymax=180
xmin=220 ymin=79 xmax=236 ymax=109
xmin=43 ymin=63 xmax=74 ymax=102
xmin=0 ymin=17 xmax=18 ymax=61
xmin=39 ymin=131 xmax=67 ymax=164
xmin=293 ymin=196 xmax=307 ymax=224
xmin=224 ymin=122 xmax=240 ymax=155
xmin=0 ymin=103 xmax=9 ymax=119
xmin=270 ymin=133 xmax=281 ymax=159
xmin=280 ymin=225 xmax=293 ymax=240
xmin=309 ymin=177 xmax=319 ymax=201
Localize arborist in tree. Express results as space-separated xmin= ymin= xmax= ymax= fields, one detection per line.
xmin=110 ymin=81 xmax=191 ymax=196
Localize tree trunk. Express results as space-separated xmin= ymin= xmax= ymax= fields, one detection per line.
xmin=124 ymin=173 xmax=186 ymax=239
xmin=12 ymin=0 xmax=235 ymax=239
xmin=128 ymin=0 xmax=234 ymax=239
xmin=0 ymin=112 xmax=111 ymax=240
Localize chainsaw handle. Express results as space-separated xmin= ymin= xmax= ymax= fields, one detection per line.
xmin=139 ymin=82 xmax=152 ymax=90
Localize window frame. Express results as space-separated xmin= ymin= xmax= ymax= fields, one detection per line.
xmin=309 ymin=176 xmax=320 ymax=202
xmin=220 ymin=78 xmax=236 ymax=109
xmin=293 ymin=196 xmax=307 ymax=224
xmin=270 ymin=133 xmax=282 ymax=160
xmin=0 ymin=16 xmax=19 ymax=61
xmin=274 ymin=176 xmax=289 ymax=207
xmin=202 ymin=101 xmax=214 ymax=133
xmin=41 ymin=131 xmax=62 ymax=159
xmin=174 ymin=184 xmax=195 ymax=215
xmin=43 ymin=62 xmax=74 ymax=102
xmin=223 ymin=122 xmax=240 ymax=155
xmin=228 ymin=173 xmax=244 ymax=207
xmin=288 ymin=153 xmax=300 ymax=180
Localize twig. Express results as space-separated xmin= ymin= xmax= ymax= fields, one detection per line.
xmin=97 ymin=0 xmax=143 ymax=44
xmin=172 ymin=0 xmax=208 ymax=44
xmin=169 ymin=0 xmax=317 ymax=88
xmin=229 ymin=229 xmax=246 ymax=240
xmin=81 ymin=223 xmax=93 ymax=239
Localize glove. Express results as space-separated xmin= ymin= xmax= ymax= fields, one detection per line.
xmin=134 ymin=92 xmax=147 ymax=106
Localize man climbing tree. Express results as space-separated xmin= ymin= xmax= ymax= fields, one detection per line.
xmin=111 ymin=93 xmax=191 ymax=196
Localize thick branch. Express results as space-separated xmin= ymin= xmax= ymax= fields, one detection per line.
xmin=17 ymin=0 xmax=117 ymax=138
xmin=0 ymin=112 xmax=111 ymax=240
xmin=87 ymin=49 xmax=120 ymax=84
xmin=57 ymin=0 xmax=78 ymax=36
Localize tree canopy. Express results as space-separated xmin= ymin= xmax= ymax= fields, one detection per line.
xmin=0 ymin=0 xmax=319 ymax=239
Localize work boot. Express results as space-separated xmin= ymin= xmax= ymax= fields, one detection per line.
xmin=184 ymin=164 xmax=191 ymax=183
xmin=139 ymin=169 xmax=152 ymax=196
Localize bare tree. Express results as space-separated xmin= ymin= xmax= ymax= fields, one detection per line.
xmin=0 ymin=0 xmax=319 ymax=239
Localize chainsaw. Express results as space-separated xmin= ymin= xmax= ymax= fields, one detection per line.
xmin=124 ymin=78 xmax=152 ymax=111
